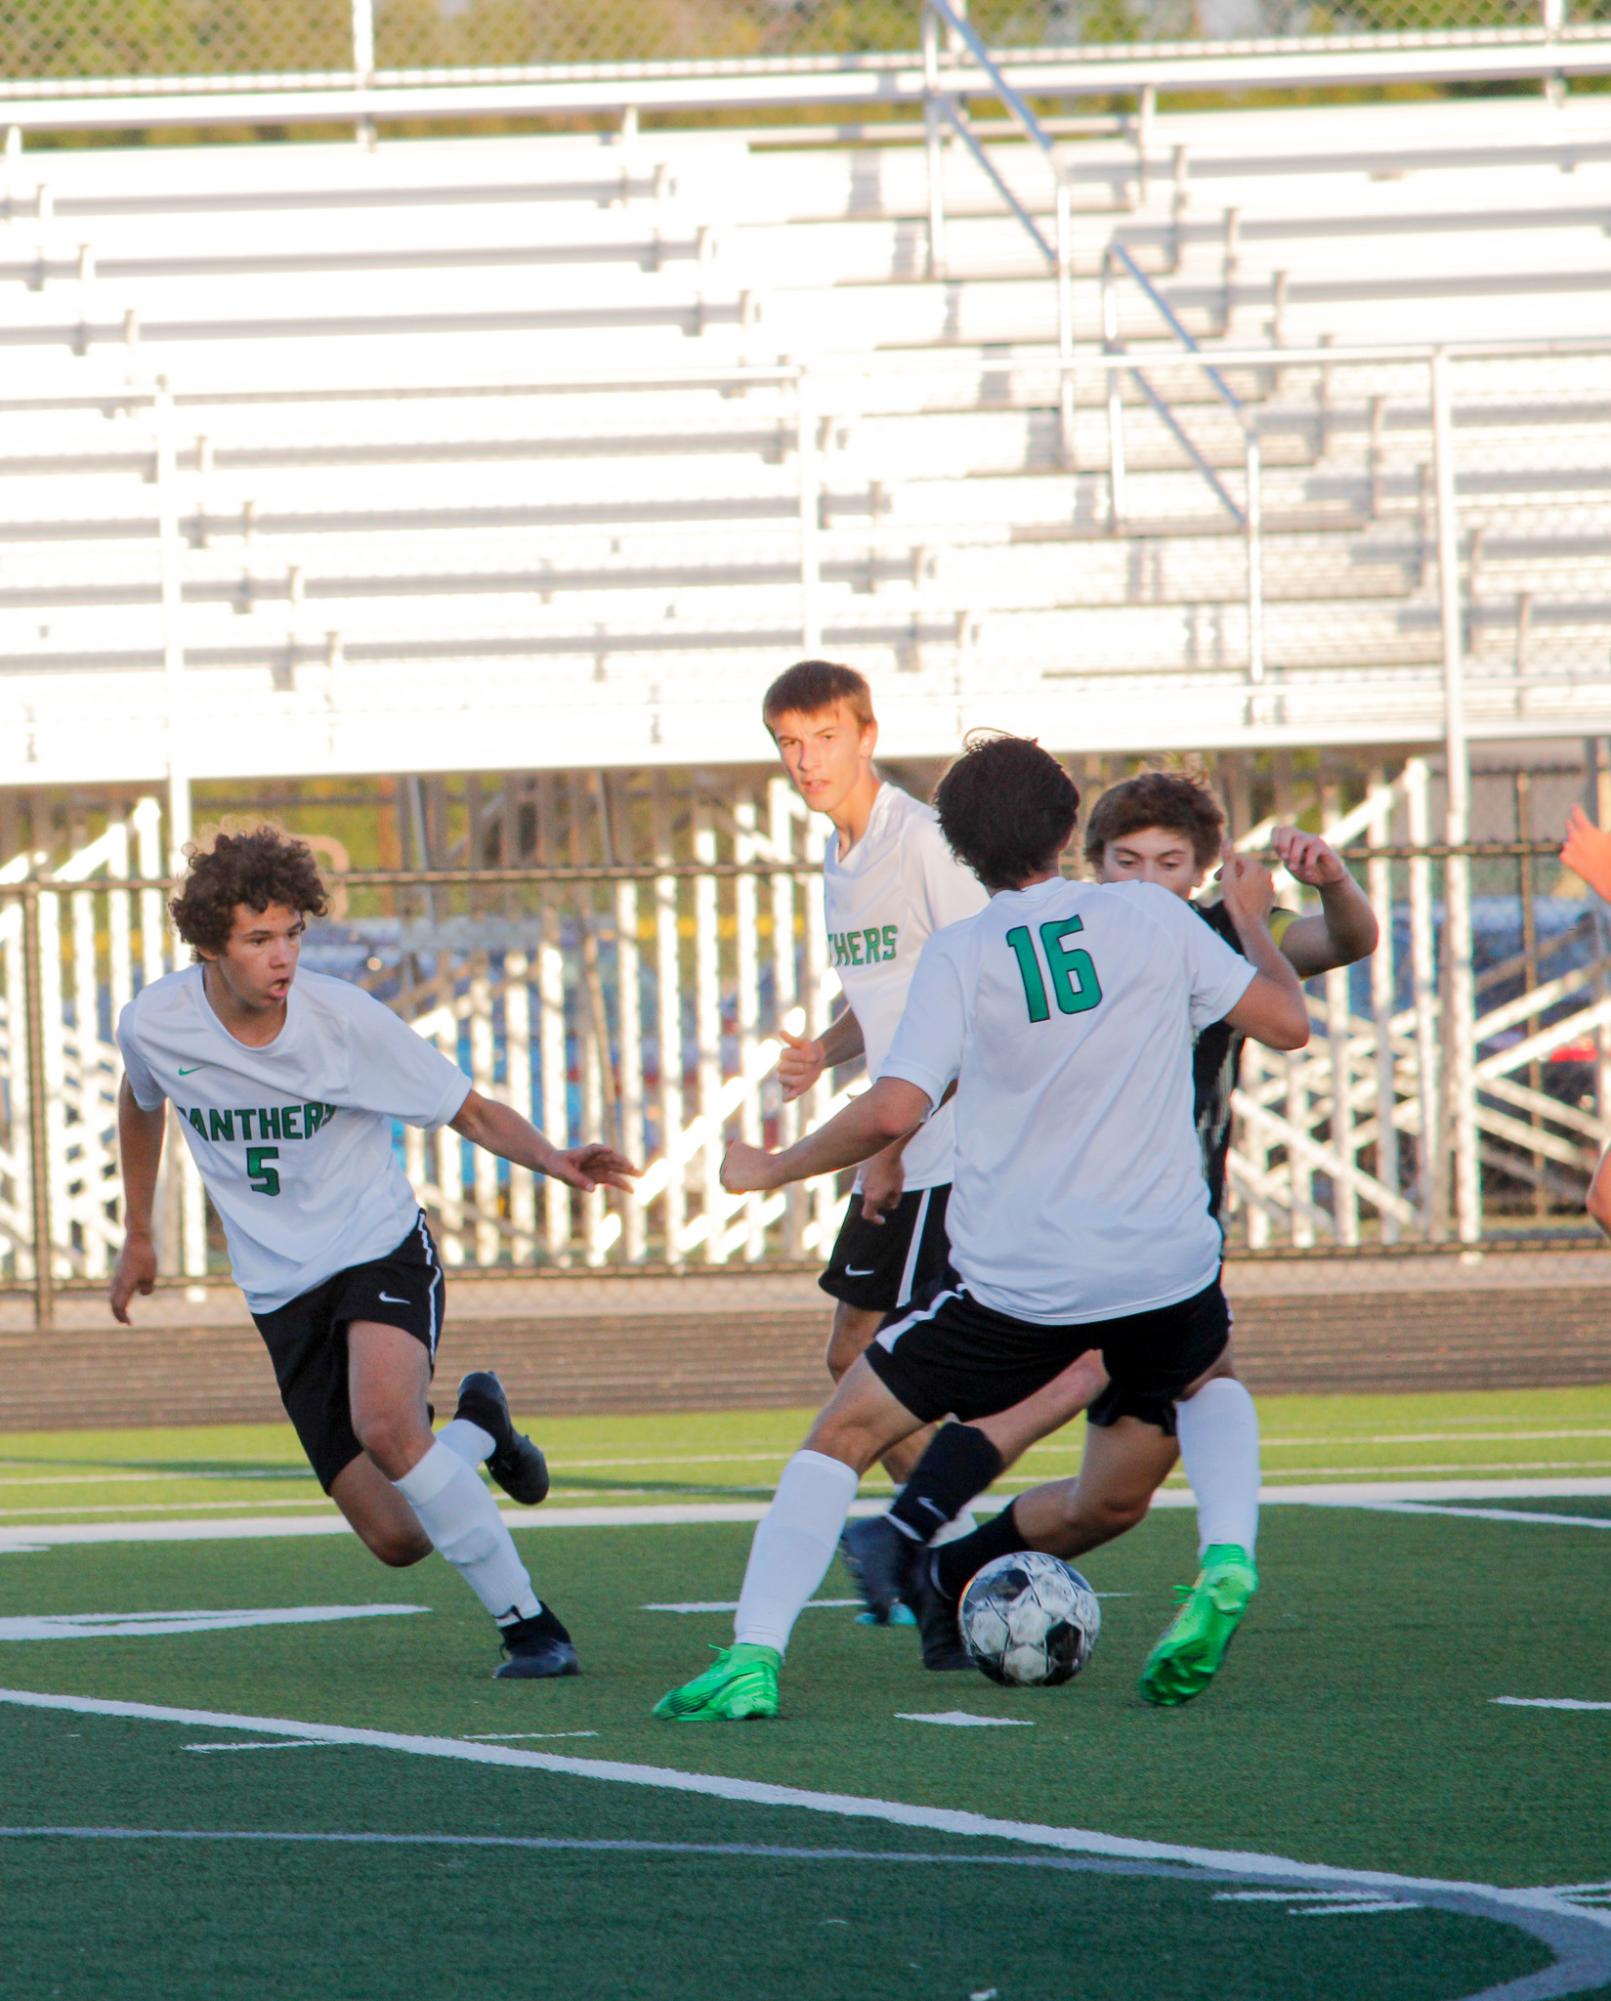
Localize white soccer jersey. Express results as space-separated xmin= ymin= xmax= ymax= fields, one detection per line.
xmin=881 ymin=877 xmax=1256 ymax=1324
xmin=822 ymin=781 xmax=988 ymax=1189
xmin=117 ymin=965 xmax=471 ymax=1313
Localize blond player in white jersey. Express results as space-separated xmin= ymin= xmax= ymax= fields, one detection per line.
xmin=110 ymin=825 xmax=636 ymax=1680
xmin=654 ymin=733 xmax=1308 ymax=1721
xmin=762 ymin=661 xmax=1007 ymax=1536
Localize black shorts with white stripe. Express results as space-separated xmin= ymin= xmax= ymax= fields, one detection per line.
xmin=863 ymin=1275 xmax=1230 ymax=1437
xmin=818 ymin=1184 xmax=954 ymax=1315
xmin=251 ymin=1210 xmax=446 ymax=1492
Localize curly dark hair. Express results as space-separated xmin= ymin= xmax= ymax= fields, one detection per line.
xmin=169 ymin=826 xmax=330 ymax=958
xmin=934 ymin=732 xmax=1080 ymax=892
xmin=1082 ymin=771 xmax=1226 ymax=871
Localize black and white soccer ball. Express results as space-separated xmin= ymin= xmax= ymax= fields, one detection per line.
xmin=958 ymin=1552 xmax=1101 ymax=1687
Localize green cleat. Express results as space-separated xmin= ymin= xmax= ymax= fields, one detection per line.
xmin=1138 ymin=1543 xmax=1258 ymax=1708
xmin=653 ymin=1642 xmax=781 ymax=1721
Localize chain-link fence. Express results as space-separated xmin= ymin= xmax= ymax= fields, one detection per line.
xmin=0 ymin=0 xmax=1588 ymax=91
xmin=2 ymin=774 xmax=1606 ymax=1320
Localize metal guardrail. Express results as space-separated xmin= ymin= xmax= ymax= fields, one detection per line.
xmin=2 ymin=24 xmax=1609 ymax=120
xmin=1099 ymin=238 xmax=1265 ymax=677
xmin=919 ymin=0 xmax=1076 ymax=460
xmin=2 ymin=822 xmax=1607 ymax=1327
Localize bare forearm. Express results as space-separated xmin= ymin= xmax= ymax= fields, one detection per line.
xmin=452 ymin=1096 xmax=560 ymax=1177
xmin=1316 ymin=873 xmax=1379 ymax=964
xmin=773 ymin=1080 xmax=927 ymax=1185
xmin=1227 ymin=909 xmax=1310 ymax=1048
xmin=1231 ymin=908 xmax=1304 ymax=997
xmin=1589 ymin=1151 xmax=1611 ymax=1241
xmin=117 ymin=1087 xmax=167 ymax=1236
xmin=818 ymin=1007 xmax=865 ymax=1068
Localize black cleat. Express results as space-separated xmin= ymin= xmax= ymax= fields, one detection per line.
xmin=494 ymin=1604 xmax=580 ymax=1680
xmin=912 ymin=1554 xmax=973 ymax=1672
xmin=455 ymin=1370 xmax=550 ymax=1506
xmin=840 ymin=1515 xmax=918 ymax=1625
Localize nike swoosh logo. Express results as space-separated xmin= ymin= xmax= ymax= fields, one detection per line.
xmin=177 ymin=1065 xmax=206 ymax=1076
xmin=844 ymin=1266 xmax=878 ymax=1277
xmin=377 ymin=1292 xmax=412 ymax=1306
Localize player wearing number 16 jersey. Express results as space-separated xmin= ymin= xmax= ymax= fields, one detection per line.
xmin=110 ymin=826 xmax=638 ymax=1680
xmin=654 ymin=733 xmax=1309 ymax=1721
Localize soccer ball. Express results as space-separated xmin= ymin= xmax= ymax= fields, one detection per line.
xmin=958 ymin=1552 xmax=1101 ymax=1687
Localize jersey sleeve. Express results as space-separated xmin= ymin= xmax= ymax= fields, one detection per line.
xmin=1156 ymin=888 xmax=1258 ymax=1029
xmin=914 ymin=816 xmax=988 ymax=934
xmin=879 ymin=929 xmax=968 ymax=1111
xmin=115 ymin=1004 xmax=166 ymax=1111
xmin=344 ymin=991 xmax=473 ymax=1130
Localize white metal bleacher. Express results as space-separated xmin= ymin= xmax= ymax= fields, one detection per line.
xmin=2 ymin=93 xmax=1610 ymax=784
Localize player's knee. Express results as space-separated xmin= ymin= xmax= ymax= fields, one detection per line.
xmin=362 ymin=1521 xmax=432 ymax=1567
xmin=353 ymin=1409 xmax=431 ymax=1480
xmin=1051 ymin=1483 xmax=1148 ymax=1546
xmin=1095 ymin=1489 xmax=1151 ymax=1537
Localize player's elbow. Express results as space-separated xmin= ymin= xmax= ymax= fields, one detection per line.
xmin=1348 ymin=909 xmax=1381 ymax=962
xmin=1272 ymin=1004 xmax=1311 ymax=1051
xmin=867 ymin=1080 xmax=928 ymax=1145
xmin=1587 ymin=1170 xmax=1611 ymax=1235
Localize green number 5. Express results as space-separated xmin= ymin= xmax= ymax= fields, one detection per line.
xmin=1006 ymin=918 xmax=1104 ymax=1023
xmin=246 ymin=1145 xmax=282 ymax=1197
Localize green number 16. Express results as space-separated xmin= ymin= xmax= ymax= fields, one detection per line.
xmin=1005 ymin=917 xmax=1104 ymax=1023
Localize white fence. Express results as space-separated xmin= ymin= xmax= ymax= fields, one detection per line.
xmin=1 ymin=768 xmax=1606 ymax=1323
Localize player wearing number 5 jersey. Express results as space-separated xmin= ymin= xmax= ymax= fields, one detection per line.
xmin=654 ymin=733 xmax=1308 ymax=1721
xmin=111 ymin=825 xmax=637 ymax=1680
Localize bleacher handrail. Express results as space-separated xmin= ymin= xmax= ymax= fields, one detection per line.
xmin=918 ymin=0 xmax=1075 ymax=460
xmin=2 ymin=24 xmax=1608 ymax=123
xmin=7 ymin=332 xmax=1611 ymax=419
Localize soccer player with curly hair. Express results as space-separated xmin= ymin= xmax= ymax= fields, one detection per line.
xmin=110 ymin=825 xmax=637 ymax=1680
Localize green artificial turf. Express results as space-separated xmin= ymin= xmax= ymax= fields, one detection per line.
xmin=4 ymin=1383 xmax=1610 ymax=1526
xmin=2 ymin=1389 xmax=1610 ymax=1999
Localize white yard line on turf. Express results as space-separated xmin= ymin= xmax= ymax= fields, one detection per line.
xmin=7 ymin=1477 xmax=1611 ymax=1552
xmin=461 ymin=1731 xmax=601 ymax=1741
xmin=1216 ymin=1891 xmax=1427 ymax=1915
xmin=0 ymin=1470 xmax=309 ymax=1489
xmin=896 ymin=1713 xmax=1035 ymax=1728
xmin=0 ymin=1605 xmax=427 ymax=1642
xmin=0 ymin=1684 xmax=1605 ymax=1941
xmin=1367 ymin=1504 xmax=1611 ymax=1531
xmin=644 ymin=1598 xmax=862 ymax=1613
xmin=0 ymin=1499 xmax=340 ymax=1520
xmin=304 ymin=1426 xmax=1611 ymax=1475
xmin=1492 ymin=1698 xmax=1611 ymax=1713
xmin=183 ymin=1740 xmax=340 ymax=1754
xmin=0 ymin=1472 xmax=304 ymax=1488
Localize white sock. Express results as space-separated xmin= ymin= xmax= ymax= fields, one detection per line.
xmin=734 ymin=1449 xmax=859 ymax=1656
xmin=393 ymin=1440 xmax=540 ymax=1625
xmin=931 ymin=1507 xmax=979 ymax=1547
xmin=437 ymin=1418 xmax=494 ymax=1468
xmin=1175 ymin=1377 xmax=1260 ymax=1559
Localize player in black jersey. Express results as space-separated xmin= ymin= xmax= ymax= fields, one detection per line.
xmin=840 ymin=770 xmax=1379 ymax=1685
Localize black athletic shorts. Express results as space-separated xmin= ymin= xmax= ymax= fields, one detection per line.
xmin=819 ymin=1183 xmax=954 ymax=1314
xmin=864 ymin=1275 xmax=1230 ymax=1438
xmin=250 ymin=1211 xmax=445 ymax=1493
